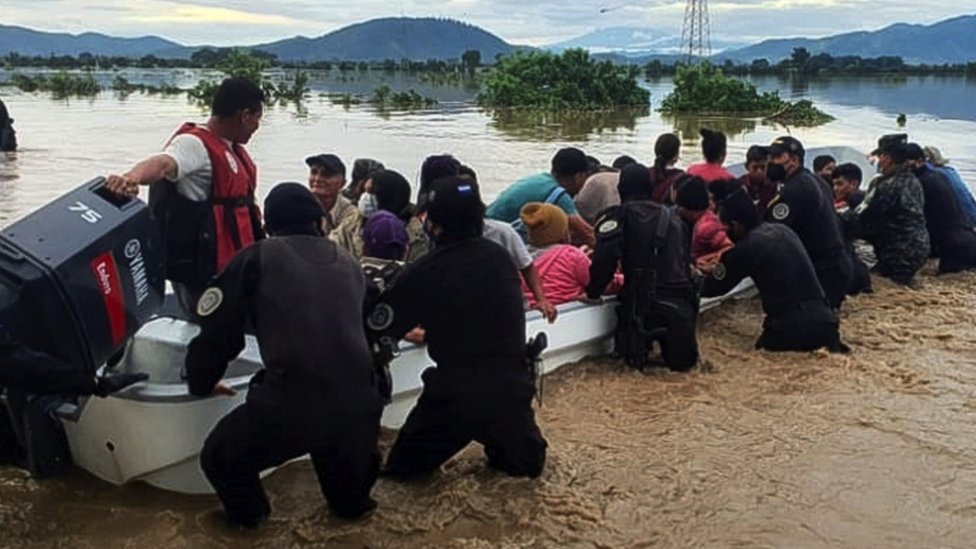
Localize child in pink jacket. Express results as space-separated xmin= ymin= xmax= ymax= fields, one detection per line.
xmin=518 ymin=203 xmax=623 ymax=307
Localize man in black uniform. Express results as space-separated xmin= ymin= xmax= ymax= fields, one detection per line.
xmin=185 ymin=183 xmax=382 ymax=527
xmin=703 ymin=190 xmax=847 ymax=353
xmin=906 ymin=143 xmax=976 ymax=274
xmin=371 ymin=176 xmax=546 ymax=480
xmin=764 ymin=136 xmax=852 ymax=310
xmin=586 ymin=163 xmax=699 ymax=372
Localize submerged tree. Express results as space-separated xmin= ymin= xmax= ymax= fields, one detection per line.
xmin=477 ymin=48 xmax=651 ymax=110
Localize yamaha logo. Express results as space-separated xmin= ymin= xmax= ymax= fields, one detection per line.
xmin=124 ymin=239 xmax=141 ymax=259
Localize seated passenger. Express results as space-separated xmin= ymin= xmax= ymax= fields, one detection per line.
xmin=673 ymin=176 xmax=733 ymax=265
xmin=739 ymin=145 xmax=777 ymax=217
xmin=342 ymin=158 xmax=385 ymax=203
xmin=574 ymin=155 xmax=636 ymax=225
xmin=331 ymin=169 xmax=425 ymax=262
xmin=305 ymin=153 xmax=356 ymax=236
xmin=907 ymin=144 xmax=976 ymax=274
xmin=486 ymin=148 xmax=595 ymax=246
xmin=686 ymin=128 xmax=735 ymax=183
xmin=831 ymin=163 xmax=866 ymax=211
xmin=813 ymin=154 xmax=836 ymax=183
xmin=925 ymin=146 xmax=976 ymax=225
xmin=649 ymin=133 xmax=684 ymax=203
xmin=362 ymin=210 xmax=409 ymax=262
xmin=518 ymin=203 xmax=622 ymax=307
xmin=702 ymin=190 xmax=848 ymax=353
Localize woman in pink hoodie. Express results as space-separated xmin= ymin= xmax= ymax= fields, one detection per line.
xmin=518 ymin=202 xmax=623 ymax=307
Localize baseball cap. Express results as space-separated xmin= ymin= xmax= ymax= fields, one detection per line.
xmin=362 ymin=210 xmax=408 ymax=261
xmin=870 ymin=134 xmax=908 ymax=157
xmin=304 ymin=153 xmax=346 ymax=178
xmin=767 ymin=136 xmax=805 ymax=158
xmin=423 ymin=176 xmax=485 ymax=236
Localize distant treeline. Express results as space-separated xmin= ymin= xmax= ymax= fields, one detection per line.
xmin=0 ymin=47 xmax=485 ymax=74
xmin=643 ymin=48 xmax=976 ymax=79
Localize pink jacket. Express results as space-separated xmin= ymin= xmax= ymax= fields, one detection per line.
xmin=687 ymin=162 xmax=735 ymax=183
xmin=691 ymin=210 xmax=730 ymax=259
xmin=522 ymin=245 xmax=623 ymax=307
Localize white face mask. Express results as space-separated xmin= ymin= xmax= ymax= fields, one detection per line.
xmin=358 ymin=193 xmax=378 ymax=218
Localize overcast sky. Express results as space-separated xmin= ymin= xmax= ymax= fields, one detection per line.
xmin=2 ymin=0 xmax=972 ymax=47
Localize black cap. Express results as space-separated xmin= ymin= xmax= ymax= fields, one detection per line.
xmin=904 ymin=143 xmax=926 ymax=161
xmin=424 ymin=176 xmax=484 ymax=236
xmin=350 ymin=158 xmax=385 ymax=184
xmin=768 ymin=136 xmax=804 ymax=158
xmin=264 ymin=182 xmax=325 ymax=233
xmin=871 ymin=133 xmax=908 ymax=156
xmin=304 ymin=153 xmax=346 ymax=177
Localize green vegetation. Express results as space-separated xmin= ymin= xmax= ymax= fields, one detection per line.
xmin=371 ymin=85 xmax=438 ymax=109
xmin=477 ymin=49 xmax=650 ymax=110
xmin=11 ymin=70 xmax=100 ymax=98
xmin=111 ymin=76 xmax=182 ymax=97
xmin=660 ymin=63 xmax=833 ymax=126
xmin=188 ymin=50 xmax=310 ymax=106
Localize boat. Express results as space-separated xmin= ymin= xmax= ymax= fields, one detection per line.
xmin=55 ymin=145 xmax=867 ymax=494
xmin=57 ymin=280 xmax=757 ymax=495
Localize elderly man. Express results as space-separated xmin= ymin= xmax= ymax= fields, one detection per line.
xmin=306 ymin=153 xmax=357 ymax=236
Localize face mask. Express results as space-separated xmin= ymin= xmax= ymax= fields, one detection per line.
xmin=766 ymin=162 xmax=787 ymax=183
xmin=358 ymin=193 xmax=378 ymax=218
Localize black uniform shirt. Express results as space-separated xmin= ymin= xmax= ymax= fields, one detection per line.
xmin=702 ymin=223 xmax=826 ymax=317
xmin=766 ymin=167 xmax=846 ymax=265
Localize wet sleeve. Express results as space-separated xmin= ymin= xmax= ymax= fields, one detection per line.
xmin=701 ymin=244 xmax=748 ymax=298
xmin=185 ymin=247 xmax=259 ymax=397
xmin=586 ymin=216 xmax=623 ymax=299
xmin=0 ymin=340 xmax=98 ymax=395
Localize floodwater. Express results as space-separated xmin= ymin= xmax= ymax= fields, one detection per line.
xmin=2 ymin=72 xmax=976 ymax=547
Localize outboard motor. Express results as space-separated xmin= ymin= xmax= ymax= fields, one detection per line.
xmin=0 ymin=177 xmax=165 ymax=475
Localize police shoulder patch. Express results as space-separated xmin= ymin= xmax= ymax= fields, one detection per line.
xmin=713 ymin=262 xmax=727 ymax=281
xmin=367 ymin=304 xmax=395 ymax=332
xmin=771 ymin=203 xmax=790 ymax=221
xmin=196 ymin=287 xmax=224 ymax=317
xmin=598 ymin=219 xmax=619 ymax=234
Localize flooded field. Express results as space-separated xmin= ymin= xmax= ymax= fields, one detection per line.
xmin=2 ymin=268 xmax=976 ymax=548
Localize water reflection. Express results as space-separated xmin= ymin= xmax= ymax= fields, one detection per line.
xmin=486 ymin=107 xmax=649 ymax=141
xmin=664 ymin=114 xmax=759 ymax=142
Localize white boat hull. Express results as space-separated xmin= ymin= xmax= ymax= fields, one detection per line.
xmin=60 ymin=280 xmax=756 ymax=495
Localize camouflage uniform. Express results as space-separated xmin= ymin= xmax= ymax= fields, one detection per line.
xmin=844 ymin=166 xmax=929 ymax=285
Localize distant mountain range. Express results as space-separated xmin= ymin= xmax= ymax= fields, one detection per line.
xmin=0 ymin=23 xmax=182 ymax=58
xmin=1 ymin=15 xmax=974 ymax=64
xmin=718 ymin=15 xmax=976 ymax=64
xmin=546 ymin=27 xmax=748 ymax=56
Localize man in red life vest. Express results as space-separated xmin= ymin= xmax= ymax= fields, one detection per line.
xmin=106 ymin=78 xmax=266 ymax=317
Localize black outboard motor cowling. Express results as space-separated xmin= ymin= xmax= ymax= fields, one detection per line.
xmin=0 ymin=177 xmax=165 ymax=374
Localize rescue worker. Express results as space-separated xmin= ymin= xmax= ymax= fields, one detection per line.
xmin=843 ymin=135 xmax=929 ymax=286
xmin=702 ymin=189 xmax=848 ymax=353
xmin=586 ymin=163 xmax=699 ymax=372
xmin=185 ymin=183 xmax=382 ymax=527
xmin=0 ymin=98 xmax=16 ymax=152
xmin=105 ymin=78 xmax=266 ymax=316
xmin=906 ymin=143 xmax=976 ymax=273
xmin=764 ymin=136 xmax=852 ymax=310
xmin=371 ymin=176 xmax=547 ymax=480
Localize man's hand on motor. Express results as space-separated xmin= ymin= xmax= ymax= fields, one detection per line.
xmin=105 ymin=174 xmax=140 ymax=198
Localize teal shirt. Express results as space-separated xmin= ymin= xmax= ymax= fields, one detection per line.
xmin=486 ymin=172 xmax=579 ymax=222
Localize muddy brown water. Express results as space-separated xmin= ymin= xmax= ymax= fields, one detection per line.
xmin=3 ymin=268 xmax=976 ymax=548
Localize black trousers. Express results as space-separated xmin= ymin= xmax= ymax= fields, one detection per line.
xmin=201 ymin=402 xmax=381 ymax=525
xmin=937 ymin=229 xmax=976 ymax=274
xmin=0 ymin=342 xmax=97 ymax=395
xmin=815 ymin=252 xmax=853 ymax=310
xmin=616 ymin=297 xmax=699 ymax=372
xmin=757 ymin=319 xmax=848 ymax=354
xmin=385 ymin=392 xmax=547 ymax=479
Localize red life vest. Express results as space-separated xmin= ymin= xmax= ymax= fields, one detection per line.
xmin=151 ymin=123 xmax=262 ymax=286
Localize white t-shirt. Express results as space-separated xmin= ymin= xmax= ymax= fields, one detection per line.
xmin=483 ymin=218 xmax=532 ymax=270
xmin=162 ymin=131 xmax=233 ymax=202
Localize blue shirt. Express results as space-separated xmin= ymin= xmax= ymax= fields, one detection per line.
xmin=931 ymin=163 xmax=976 ymax=225
xmin=486 ymin=173 xmax=579 ymax=222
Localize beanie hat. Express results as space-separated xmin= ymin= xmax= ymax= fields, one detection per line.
xmin=362 ymin=210 xmax=408 ymax=260
xmin=520 ymin=202 xmax=569 ymax=248
xmin=264 ymin=182 xmax=325 ymax=233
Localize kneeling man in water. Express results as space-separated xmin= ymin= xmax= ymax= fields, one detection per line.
xmin=701 ymin=190 xmax=849 ymax=353
xmin=370 ymin=176 xmax=547 ymax=480
xmin=186 ymin=183 xmax=383 ymax=527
